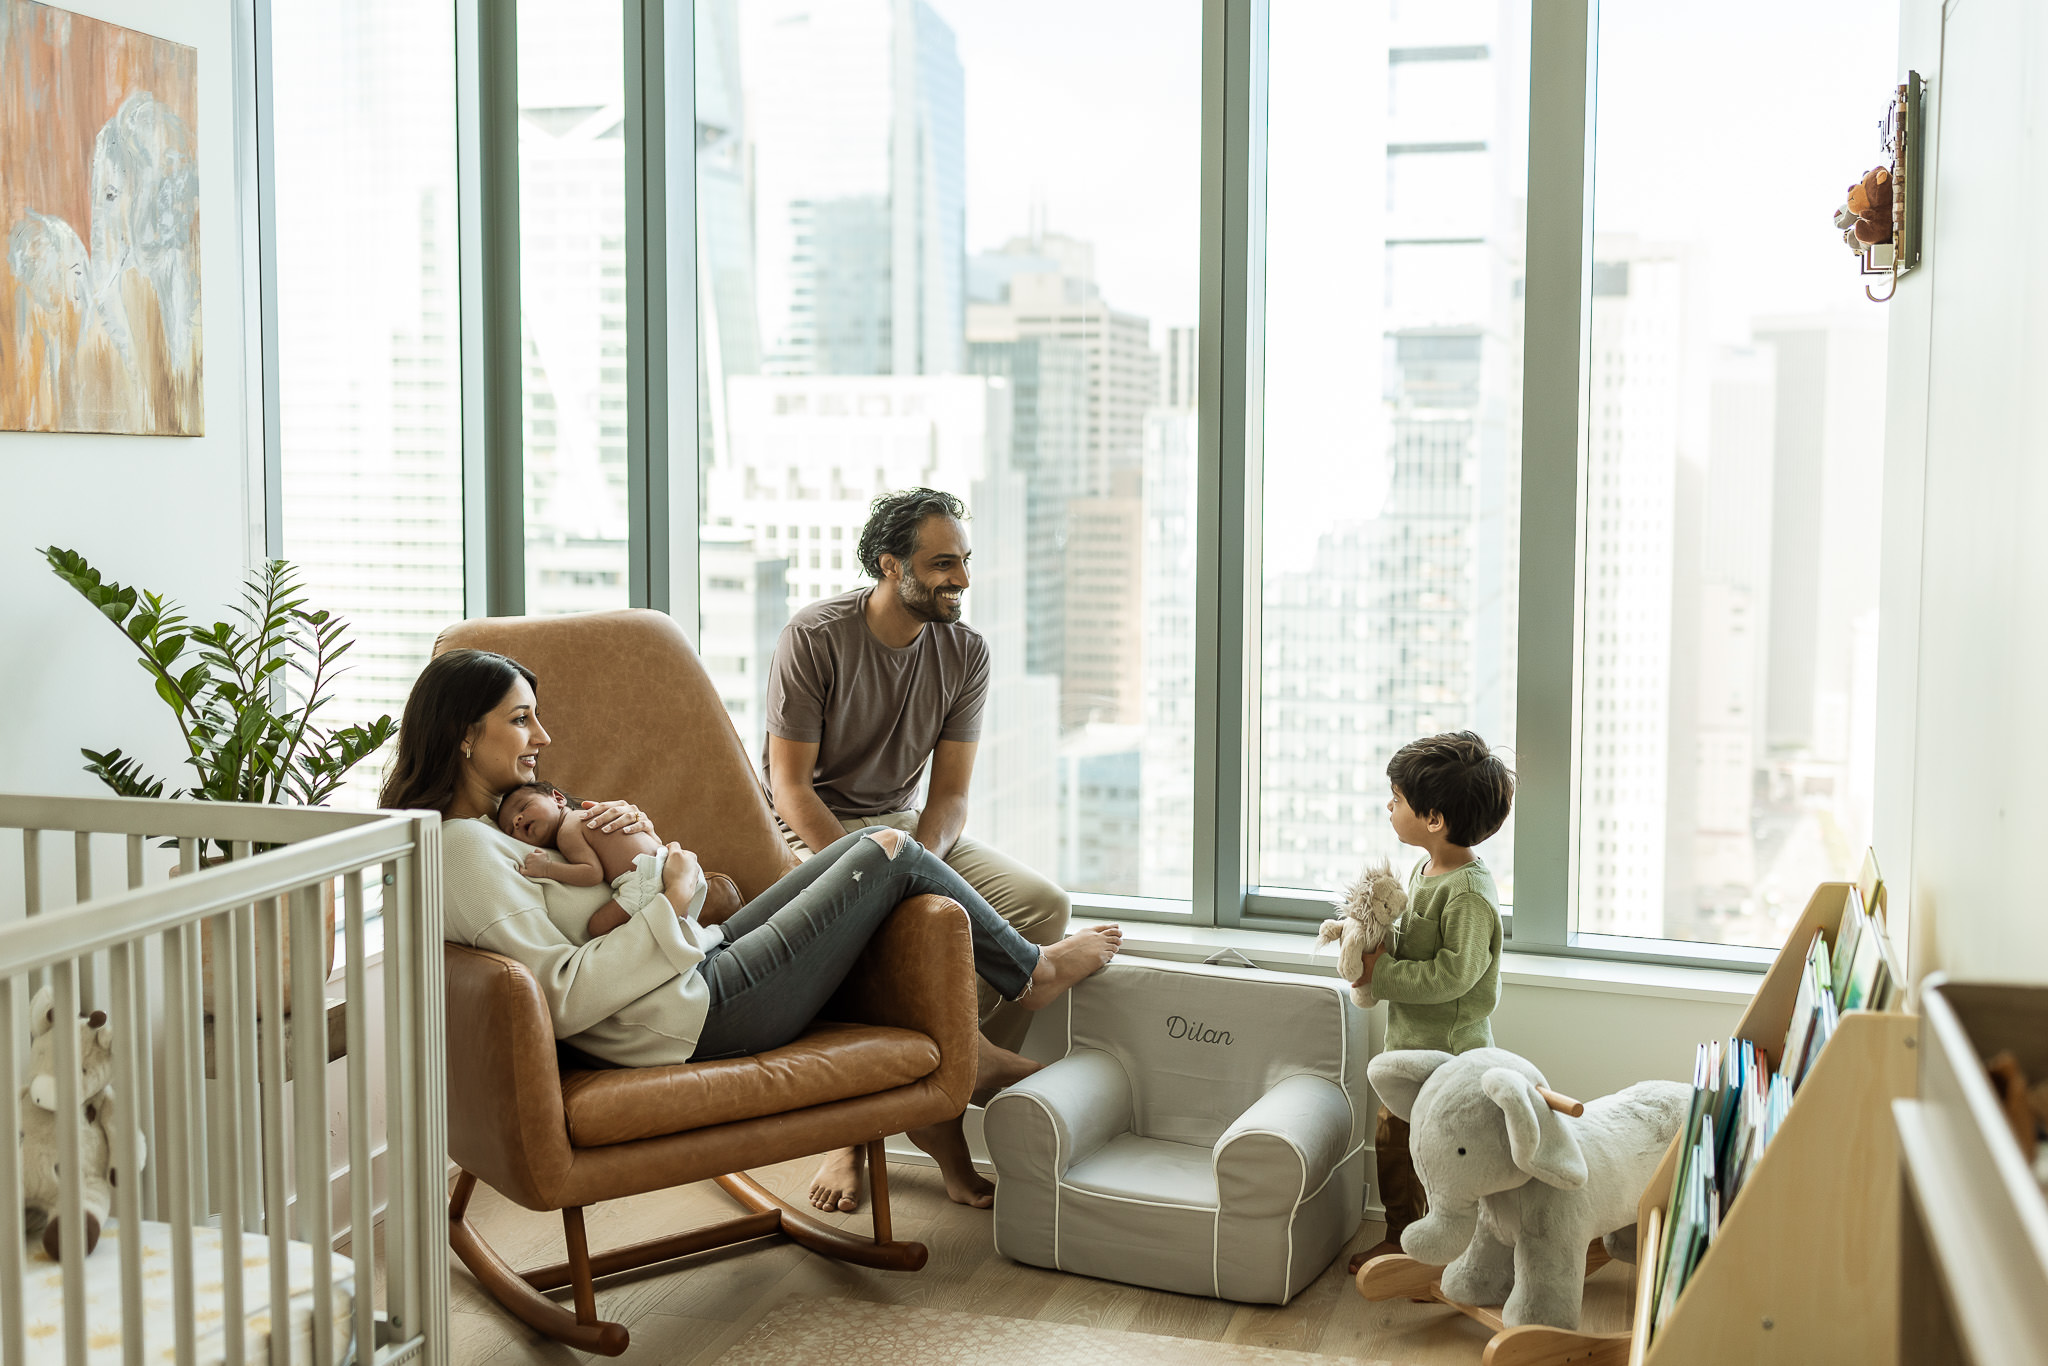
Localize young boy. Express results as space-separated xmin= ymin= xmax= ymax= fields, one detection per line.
xmin=1349 ymin=730 xmax=1515 ymax=1271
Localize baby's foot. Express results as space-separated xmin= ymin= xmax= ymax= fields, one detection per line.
xmin=807 ymin=1145 xmax=864 ymax=1214
xmin=1021 ymin=925 xmax=1122 ymax=1011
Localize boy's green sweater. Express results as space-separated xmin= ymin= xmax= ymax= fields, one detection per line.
xmin=1369 ymin=856 xmax=1502 ymax=1054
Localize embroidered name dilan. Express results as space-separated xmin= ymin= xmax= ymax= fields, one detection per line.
xmin=1166 ymin=1015 xmax=1232 ymax=1045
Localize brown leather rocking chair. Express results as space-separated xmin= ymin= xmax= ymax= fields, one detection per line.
xmin=435 ymin=610 xmax=977 ymax=1354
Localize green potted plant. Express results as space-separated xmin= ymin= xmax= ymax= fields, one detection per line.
xmin=43 ymin=547 xmax=398 ymax=1011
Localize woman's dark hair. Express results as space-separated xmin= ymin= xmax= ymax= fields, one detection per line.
xmin=378 ymin=649 xmax=537 ymax=814
xmin=856 ymin=487 xmax=967 ymax=579
xmin=1386 ymin=731 xmax=1516 ymax=848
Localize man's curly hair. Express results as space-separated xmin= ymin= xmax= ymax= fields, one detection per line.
xmin=856 ymin=487 xmax=968 ymax=579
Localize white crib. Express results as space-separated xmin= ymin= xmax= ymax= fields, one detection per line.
xmin=0 ymin=794 xmax=449 ymax=1366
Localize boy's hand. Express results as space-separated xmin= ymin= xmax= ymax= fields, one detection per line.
xmin=520 ymin=850 xmax=558 ymax=882
xmin=1353 ymin=945 xmax=1387 ymax=991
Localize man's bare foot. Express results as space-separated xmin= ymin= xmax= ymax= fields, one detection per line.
xmin=908 ymin=1117 xmax=995 ymax=1208
xmin=1020 ymin=925 xmax=1123 ymax=1011
xmin=808 ymin=1145 xmax=864 ymax=1214
xmin=972 ymin=1035 xmax=1043 ymax=1107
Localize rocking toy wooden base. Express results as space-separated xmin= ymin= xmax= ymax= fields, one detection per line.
xmin=449 ymin=1138 xmax=927 ymax=1355
xmin=1354 ymin=1243 xmax=1635 ymax=1366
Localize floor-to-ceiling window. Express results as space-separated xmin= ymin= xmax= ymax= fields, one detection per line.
xmin=275 ymin=1 xmax=464 ymax=808
xmin=518 ymin=2 xmax=632 ymax=615
xmin=1254 ymin=0 xmax=1529 ymax=912
xmin=1575 ymin=0 xmax=1896 ymax=949
xmin=693 ymin=0 xmax=1200 ymax=900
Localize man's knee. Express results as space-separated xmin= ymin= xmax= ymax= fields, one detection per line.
xmin=1008 ymin=877 xmax=1070 ymax=944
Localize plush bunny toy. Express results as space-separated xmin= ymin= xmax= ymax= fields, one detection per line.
xmin=19 ymin=985 xmax=143 ymax=1260
xmin=1317 ymin=856 xmax=1406 ymax=1007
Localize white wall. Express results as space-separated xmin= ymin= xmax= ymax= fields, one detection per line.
xmin=0 ymin=0 xmax=254 ymax=801
xmin=1875 ymin=0 xmax=2048 ymax=986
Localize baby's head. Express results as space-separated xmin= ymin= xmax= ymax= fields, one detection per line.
xmin=496 ymin=782 xmax=569 ymax=846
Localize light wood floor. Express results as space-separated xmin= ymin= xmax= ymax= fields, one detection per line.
xmin=400 ymin=1157 xmax=1638 ymax=1365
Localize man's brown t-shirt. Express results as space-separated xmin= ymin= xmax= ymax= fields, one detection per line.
xmin=763 ymin=587 xmax=991 ymax=817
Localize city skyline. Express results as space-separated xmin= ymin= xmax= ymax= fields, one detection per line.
xmin=273 ymin=0 xmax=1892 ymax=951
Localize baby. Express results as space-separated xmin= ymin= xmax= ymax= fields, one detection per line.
xmin=495 ymin=783 xmax=700 ymax=939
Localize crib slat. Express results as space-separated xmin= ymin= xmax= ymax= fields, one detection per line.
xmin=162 ymin=928 xmax=198 ymax=1366
xmin=23 ymin=829 xmax=42 ymax=998
xmin=290 ymin=885 xmax=335 ymax=1366
xmin=182 ymin=916 xmax=209 ymax=1222
xmin=257 ymin=895 xmax=292 ymax=1366
xmin=73 ymin=832 xmax=97 ymax=1010
xmin=210 ymin=910 xmax=247 ymax=1366
xmin=51 ymin=961 xmax=88 ymax=1366
xmin=108 ymin=942 xmax=146 ymax=1366
xmin=232 ymin=844 xmax=262 ymax=1234
xmin=0 ymin=977 xmax=25 ymax=1366
xmin=406 ymin=830 xmax=451 ymax=1366
xmin=382 ymin=858 xmax=417 ymax=1342
xmin=343 ymin=870 xmax=377 ymax=1362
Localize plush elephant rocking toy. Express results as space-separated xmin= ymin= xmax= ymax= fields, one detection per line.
xmin=1353 ymin=1047 xmax=1688 ymax=1362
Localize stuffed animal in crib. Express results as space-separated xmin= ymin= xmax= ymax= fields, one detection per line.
xmin=1369 ymin=1047 xmax=1689 ymax=1331
xmin=18 ymin=985 xmax=145 ymax=1260
xmin=1317 ymin=856 xmax=1406 ymax=1007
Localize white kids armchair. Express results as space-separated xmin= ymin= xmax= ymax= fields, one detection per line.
xmin=984 ymin=957 xmax=1369 ymax=1304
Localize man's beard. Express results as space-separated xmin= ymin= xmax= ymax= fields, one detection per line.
xmin=898 ymin=572 xmax=962 ymax=623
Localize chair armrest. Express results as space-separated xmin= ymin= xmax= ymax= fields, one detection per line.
xmin=822 ymin=892 xmax=977 ymax=1113
xmin=444 ymin=944 xmax=575 ymax=1209
xmin=985 ymin=1047 xmax=1134 ymax=1177
xmin=1214 ymin=1074 xmax=1355 ymax=1214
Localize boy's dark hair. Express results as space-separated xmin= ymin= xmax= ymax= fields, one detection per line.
xmin=857 ymin=487 xmax=967 ymax=579
xmin=1387 ymin=731 xmax=1515 ymax=848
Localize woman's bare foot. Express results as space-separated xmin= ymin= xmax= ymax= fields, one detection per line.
xmin=908 ymin=1117 xmax=995 ymax=1208
xmin=1020 ymin=925 xmax=1123 ymax=1011
xmin=971 ymin=1035 xmax=1043 ymax=1107
xmin=808 ymin=1145 xmax=864 ymax=1214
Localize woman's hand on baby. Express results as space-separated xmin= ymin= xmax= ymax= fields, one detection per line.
xmin=582 ymin=799 xmax=652 ymax=837
xmin=520 ymin=850 xmax=557 ymax=882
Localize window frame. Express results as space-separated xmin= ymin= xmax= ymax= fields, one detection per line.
xmin=254 ymin=0 xmax=1769 ymax=972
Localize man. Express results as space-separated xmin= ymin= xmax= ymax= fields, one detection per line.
xmin=765 ymin=487 xmax=1118 ymax=1213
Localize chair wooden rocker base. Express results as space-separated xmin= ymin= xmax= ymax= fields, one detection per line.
xmin=449 ymin=1138 xmax=926 ymax=1356
xmin=1354 ymin=1242 xmax=1634 ymax=1366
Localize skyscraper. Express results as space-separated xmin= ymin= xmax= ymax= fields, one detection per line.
xmin=1579 ymin=245 xmax=1686 ymax=937
xmin=742 ymin=0 xmax=965 ymax=378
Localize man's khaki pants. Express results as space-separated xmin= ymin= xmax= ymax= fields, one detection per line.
xmin=781 ymin=811 xmax=1071 ymax=1051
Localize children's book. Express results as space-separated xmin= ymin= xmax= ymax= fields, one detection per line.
xmin=1830 ymin=885 xmax=1866 ymax=1005
xmin=1868 ymin=922 xmax=1906 ymax=1012
xmin=1652 ymin=1043 xmax=1711 ymax=1320
xmin=1780 ymin=929 xmax=1825 ymax=1088
xmin=1858 ymin=847 xmax=1886 ymax=925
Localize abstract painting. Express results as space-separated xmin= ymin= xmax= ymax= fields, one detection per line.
xmin=1 ymin=0 xmax=201 ymax=435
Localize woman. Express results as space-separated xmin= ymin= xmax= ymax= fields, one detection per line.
xmin=381 ymin=648 xmax=1120 ymax=1207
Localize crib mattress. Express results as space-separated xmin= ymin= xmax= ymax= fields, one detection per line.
xmin=17 ymin=1218 xmax=355 ymax=1365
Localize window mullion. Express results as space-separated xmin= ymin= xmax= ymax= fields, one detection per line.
xmin=1196 ymin=0 xmax=1268 ymax=930
xmin=1511 ymin=0 xmax=1599 ymax=949
xmin=455 ymin=0 xmax=525 ymax=618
